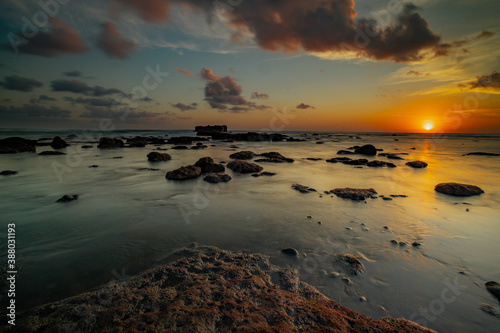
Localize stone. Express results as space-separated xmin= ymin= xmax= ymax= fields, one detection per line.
xmin=57 ymin=195 xmax=78 ymax=203
xmin=326 ymin=157 xmax=352 ymax=163
xmin=195 ymin=157 xmax=225 ymax=173
xmin=165 ymin=165 xmax=202 ymax=180
xmin=97 ymin=137 xmax=124 ymax=149
xmin=406 ymin=161 xmax=428 ymax=168
xmin=292 ymin=184 xmax=316 ymax=193
xmin=0 ymin=170 xmax=18 ymax=176
xmin=331 ymin=188 xmax=377 ymax=201
xmin=171 ymin=145 xmax=189 ymax=150
xmin=256 ymin=152 xmax=294 ymax=163
xmin=0 ymin=137 xmax=37 ymax=154
xmin=337 ymin=150 xmax=356 ymax=155
xmin=281 ymin=248 xmax=299 ymax=256
xmin=251 ymin=172 xmax=277 ymax=177
xmin=81 ymin=145 xmax=93 ymax=149
xmin=354 ymin=144 xmax=377 ymax=155
xmin=38 ymin=151 xmax=66 ymax=155
xmin=50 ymin=136 xmax=69 ymax=149
xmin=464 ymin=152 xmax=499 ymax=156
xmin=435 ymin=183 xmax=484 ymax=196
xmin=226 ymin=160 xmax=263 ymax=173
xmin=229 ymin=151 xmax=255 ymax=160
xmin=147 ymin=152 xmax=171 ymax=162
xmin=203 ymin=173 xmax=232 ymax=183
xmin=334 ymin=254 xmax=364 ymax=275
xmin=485 ymin=281 xmax=500 ymax=303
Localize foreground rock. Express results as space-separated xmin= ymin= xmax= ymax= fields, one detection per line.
xmin=165 ymin=165 xmax=201 ymax=180
xmin=406 ymin=161 xmax=428 ymax=168
xmin=195 ymin=157 xmax=225 ymax=173
xmin=227 ymin=160 xmax=263 ymax=173
xmin=97 ymin=137 xmax=124 ymax=149
xmin=332 ymin=188 xmax=378 ymax=200
xmin=50 ymin=136 xmax=69 ymax=149
xmin=0 ymin=137 xmax=37 ymax=154
xmin=147 ymin=152 xmax=171 ymax=162
xmin=10 ymin=246 xmax=435 ymax=333
xmin=0 ymin=170 xmax=18 ymax=176
xmin=334 ymin=254 xmax=364 ymax=275
xmin=255 ymin=152 xmax=294 ymax=163
xmin=485 ymin=281 xmax=500 ymax=303
xmin=56 ymin=195 xmax=78 ymax=203
xmin=435 ymin=183 xmax=484 ymax=196
xmin=354 ymin=144 xmax=377 ymax=155
xmin=203 ymin=173 xmax=231 ymax=183
xmin=229 ymin=151 xmax=255 ymax=160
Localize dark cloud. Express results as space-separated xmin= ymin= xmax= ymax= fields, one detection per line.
xmin=30 ymin=95 xmax=57 ymax=103
xmin=176 ymin=68 xmax=193 ymax=77
xmin=170 ymin=102 xmax=197 ymax=111
xmin=201 ymin=67 xmax=253 ymax=111
xmin=251 ymin=92 xmax=269 ymax=99
xmin=63 ymin=70 xmax=94 ymax=79
xmin=97 ymin=22 xmax=136 ymax=59
xmin=10 ymin=18 xmax=87 ymax=57
xmin=80 ymin=106 xmax=162 ymax=119
xmin=51 ymin=79 xmax=123 ymax=96
xmin=406 ymin=70 xmax=429 ymax=76
xmin=0 ymin=104 xmax=71 ymax=121
xmin=475 ymin=30 xmax=494 ymax=40
xmin=296 ymin=103 xmax=315 ymax=110
xmin=465 ymin=71 xmax=500 ymax=89
xmin=114 ymin=0 xmax=172 ymax=24
xmin=137 ymin=96 xmax=153 ymax=102
xmin=0 ymin=75 xmax=43 ymax=92
xmin=64 ymin=96 xmax=121 ymax=107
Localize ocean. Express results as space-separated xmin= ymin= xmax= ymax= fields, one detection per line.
xmin=1 ymin=129 xmax=499 ymax=333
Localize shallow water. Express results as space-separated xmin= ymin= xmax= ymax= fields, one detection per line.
xmin=1 ymin=129 xmax=499 ymax=332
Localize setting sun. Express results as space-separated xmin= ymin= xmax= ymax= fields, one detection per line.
xmin=423 ymin=121 xmax=434 ymax=131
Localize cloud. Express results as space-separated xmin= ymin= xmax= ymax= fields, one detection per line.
xmin=475 ymin=30 xmax=494 ymax=40
xmin=0 ymin=104 xmax=71 ymax=121
xmin=170 ymin=102 xmax=197 ymax=111
xmin=137 ymin=96 xmax=153 ymax=102
xmin=11 ymin=18 xmax=87 ymax=57
xmin=296 ymin=103 xmax=315 ymax=110
xmin=97 ymin=22 xmax=137 ymax=59
xmin=30 ymin=95 xmax=57 ymax=103
xmin=51 ymin=79 xmax=123 ymax=96
xmin=80 ymin=106 xmax=163 ymax=119
xmin=200 ymin=67 xmax=253 ymax=110
xmin=113 ymin=0 xmax=173 ymax=24
xmin=63 ymin=70 xmax=94 ymax=79
xmin=64 ymin=96 xmax=121 ymax=107
xmin=465 ymin=71 xmax=500 ymax=89
xmin=176 ymin=68 xmax=193 ymax=77
xmin=406 ymin=70 xmax=429 ymax=76
xmin=251 ymin=92 xmax=269 ymax=99
xmin=0 ymin=75 xmax=43 ymax=92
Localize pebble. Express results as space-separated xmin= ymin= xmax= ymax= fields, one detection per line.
xmin=411 ymin=241 xmax=421 ymax=247
xmin=362 ymin=227 xmax=369 ymax=231
xmin=359 ymin=296 xmax=367 ymax=302
xmin=346 ymin=227 xmax=352 ymax=230
xmin=328 ymin=272 xmax=340 ymax=279
xmin=281 ymin=248 xmax=299 ymax=256
xmin=390 ymin=240 xmax=398 ymax=244
xmin=383 ymin=226 xmax=389 ymax=230
xmin=399 ymin=242 xmax=407 ymax=246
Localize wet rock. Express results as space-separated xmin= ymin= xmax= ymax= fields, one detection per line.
xmin=435 ymin=183 xmax=484 ymax=196
xmin=203 ymin=173 xmax=232 ymax=183
xmin=306 ymin=158 xmax=322 ymax=161
xmin=0 ymin=137 xmax=37 ymax=154
xmin=57 ymin=194 xmax=78 ymax=203
xmin=195 ymin=157 xmax=225 ymax=173
xmin=168 ymin=136 xmax=209 ymax=145
xmin=226 ymin=160 xmax=263 ymax=173
xmin=97 ymin=137 xmax=124 ymax=149
xmin=190 ymin=145 xmax=207 ymax=149
xmin=331 ymin=188 xmax=377 ymax=201
xmin=1 ymin=170 xmax=18 ymax=176
xmin=337 ymin=150 xmax=356 ymax=155
xmin=286 ymin=137 xmax=306 ymax=142
xmin=344 ymin=159 xmax=368 ymax=165
xmin=138 ymin=168 xmax=159 ymax=171
xmin=81 ymin=145 xmax=93 ymax=149
xmin=256 ymin=152 xmax=294 ymax=163
xmin=355 ymin=144 xmax=377 ymax=155
xmin=165 ymin=165 xmax=201 ymax=180
xmin=399 ymin=242 xmax=407 ymax=246
xmin=89 ymin=165 xmax=99 ymax=168
xmin=127 ymin=141 xmax=146 ymax=147
xmin=412 ymin=242 xmax=421 ymax=247
xmin=386 ymin=162 xmax=397 ymax=168
xmin=51 ymin=136 xmax=69 ymax=149
xmin=385 ymin=154 xmax=404 ymax=160
xmin=229 ymin=151 xmax=255 ymax=160
xmin=382 ymin=197 xmax=393 ymax=201
xmin=38 ymin=150 xmax=67 ymax=155
xmin=252 ymin=171 xmax=277 ymax=177
xmin=326 ymin=157 xmax=352 ymax=163
xmin=359 ymin=296 xmax=367 ymax=302
xmin=390 ymin=194 xmax=408 ymax=198
xmin=171 ymin=145 xmax=189 ymax=150
xmin=147 ymin=152 xmax=171 ymax=162
xmin=406 ymin=161 xmax=428 ymax=168
xmin=329 ymin=272 xmax=340 ymax=278
xmin=367 ymin=160 xmax=387 ymax=167
xmin=112 ymin=156 xmax=123 ymax=159
xmin=334 ymin=254 xmax=364 ymax=275
xmin=480 ymin=304 xmax=500 ymax=318
xmin=156 ymin=147 xmax=168 ymax=151
xmin=292 ymin=184 xmax=316 ymax=193
xmin=281 ymin=248 xmax=299 ymax=256
xmin=464 ymin=152 xmax=499 ymax=156
xmin=485 ymin=281 xmax=500 ymax=303
xmin=195 ymin=125 xmax=227 ymax=136
xmin=390 ymin=240 xmax=398 ymax=244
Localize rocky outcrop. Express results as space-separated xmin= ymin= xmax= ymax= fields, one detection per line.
xmin=406 ymin=161 xmax=428 ymax=168
xmin=195 ymin=157 xmax=225 ymax=173
xmin=97 ymin=137 xmax=124 ymax=149
xmin=229 ymin=151 xmax=255 ymax=160
xmin=50 ymin=136 xmax=69 ymax=149
xmin=0 ymin=137 xmax=37 ymax=154
xmin=226 ymin=160 xmax=263 ymax=173
xmin=0 ymin=170 xmax=18 ymax=176
xmin=195 ymin=125 xmax=227 ymax=136
xmin=10 ymin=246 xmax=435 ymax=333
xmin=147 ymin=152 xmax=171 ymax=162
xmin=367 ymin=160 xmax=395 ymax=167
xmin=292 ymin=184 xmax=316 ymax=193
xmin=354 ymin=144 xmax=377 ymax=155
xmin=38 ymin=151 xmax=66 ymax=155
xmin=203 ymin=173 xmax=231 ymax=183
xmin=331 ymin=188 xmax=378 ymax=200
xmin=56 ymin=194 xmax=78 ymax=203
xmin=255 ymin=152 xmax=294 ymax=163
xmin=435 ymin=183 xmax=484 ymax=196
xmin=165 ymin=165 xmax=201 ymax=180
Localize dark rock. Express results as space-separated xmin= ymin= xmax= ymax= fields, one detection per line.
xmin=81 ymin=145 xmax=93 ymax=149
xmin=354 ymin=144 xmax=377 ymax=155
xmin=326 ymin=157 xmax=352 ymax=163
xmin=367 ymin=160 xmax=387 ymax=167
xmin=334 ymin=254 xmax=364 ymax=275
xmin=38 ymin=151 xmax=66 ymax=155
xmin=166 ymin=165 xmax=201 ymax=180
xmin=229 ymin=151 xmax=255 ymax=160
xmin=195 ymin=157 xmax=225 ymax=173
xmin=337 ymin=150 xmax=356 ymax=155
xmin=147 ymin=152 xmax=171 ymax=162
xmin=50 ymin=136 xmax=69 ymax=149
xmin=113 ymin=156 xmax=123 ymax=159
xmin=435 ymin=183 xmax=484 ymax=196
xmin=127 ymin=141 xmax=146 ymax=147
xmin=480 ymin=304 xmax=500 ymax=318
xmin=385 ymin=154 xmax=404 ymax=160
xmin=286 ymin=137 xmax=306 ymax=142
xmin=195 ymin=125 xmax=227 ymax=136
xmin=281 ymin=248 xmax=299 ymax=256
xmin=203 ymin=173 xmax=232 ymax=183
xmin=97 ymin=137 xmax=124 ymax=149
xmin=156 ymin=147 xmax=168 ymax=151
xmin=171 ymin=145 xmax=189 ymax=150
xmin=331 ymin=188 xmax=377 ymax=200
xmin=386 ymin=162 xmax=397 ymax=168
xmin=485 ymin=281 xmax=500 ymax=303
xmin=190 ymin=145 xmax=207 ymax=150
xmin=316 ymin=141 xmax=324 ymax=144
xmin=57 ymin=194 xmax=78 ymax=203
xmin=406 ymin=161 xmax=428 ymax=168
xmin=252 ymin=172 xmax=277 ymax=177
xmin=464 ymin=152 xmax=500 ymax=156
xmin=138 ymin=168 xmax=159 ymax=171
xmin=0 ymin=170 xmax=18 ymax=176
xmin=306 ymin=158 xmax=322 ymax=161
xmin=89 ymin=165 xmax=99 ymax=168
xmin=343 ymin=159 xmax=368 ymax=165
xmin=257 ymin=152 xmax=294 ymax=163
xmin=227 ymin=160 xmax=263 ymax=173
xmin=0 ymin=137 xmax=37 ymax=154
xmin=292 ymin=184 xmax=316 ymax=193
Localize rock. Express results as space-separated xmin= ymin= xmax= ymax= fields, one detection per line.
xmin=57 ymin=195 xmax=78 ymax=203
xmin=190 ymin=145 xmax=207 ymax=149
xmin=292 ymin=184 xmax=317 ymax=193
xmin=229 ymin=151 xmax=255 ymax=160
xmin=464 ymin=152 xmax=500 ymax=156
xmin=38 ymin=151 xmax=66 ymax=155
xmin=138 ymin=168 xmax=159 ymax=171
xmin=252 ymin=172 xmax=277 ymax=177
xmin=286 ymin=137 xmax=306 ymax=142
xmin=367 ymin=160 xmax=392 ymax=167
xmin=195 ymin=157 xmax=225 ymax=173
xmin=385 ymin=154 xmax=404 ymax=160
xmin=203 ymin=173 xmax=232 ymax=183
xmin=382 ymin=197 xmax=393 ymax=201
xmin=195 ymin=125 xmax=227 ymax=136
xmin=337 ymin=150 xmax=356 ymax=155
xmin=281 ymin=248 xmax=299 ymax=256
xmin=171 ymin=145 xmax=189 ymax=150
xmin=165 ymin=165 xmax=202 ymax=180
xmin=226 ymin=160 xmax=263 ymax=173
xmin=390 ymin=194 xmax=408 ymax=198
xmin=406 ymin=161 xmax=428 ymax=168
xmin=147 ymin=152 xmax=171 ymax=162
xmin=97 ymin=137 xmax=124 ymax=149
xmin=167 ymin=136 xmax=209 ymax=145
xmin=331 ymin=188 xmax=377 ymax=201
xmin=354 ymin=144 xmax=377 ymax=155
xmin=386 ymin=163 xmax=397 ymax=168
xmin=127 ymin=141 xmax=146 ymax=147
xmin=359 ymin=296 xmax=367 ymax=302
xmin=0 ymin=137 xmax=37 ymax=154
xmin=343 ymin=159 xmax=368 ymax=165
xmin=399 ymin=242 xmax=407 ymax=246
xmin=412 ymin=242 xmax=421 ymax=247
xmin=480 ymin=304 xmax=500 ymax=318
xmin=334 ymin=254 xmax=364 ymax=275
xmin=327 ymin=157 xmax=352 ymax=163
xmin=256 ymin=152 xmax=294 ymax=163
xmin=329 ymin=272 xmax=340 ymax=278
xmin=306 ymin=158 xmax=322 ymax=161
xmin=316 ymin=141 xmax=324 ymax=144
xmin=81 ymin=145 xmax=93 ymax=149
xmin=390 ymin=240 xmax=398 ymax=244
xmin=485 ymin=281 xmax=500 ymax=303
xmin=0 ymin=170 xmax=18 ymax=176
xmin=89 ymin=165 xmax=99 ymax=168
xmin=435 ymin=183 xmax=484 ymax=196
xmin=113 ymin=156 xmax=123 ymax=159
xmin=51 ymin=136 xmax=69 ymax=149
xmin=156 ymin=147 xmax=168 ymax=151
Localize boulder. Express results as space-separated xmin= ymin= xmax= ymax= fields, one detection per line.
xmin=281 ymin=248 xmax=299 ymax=256
xmin=50 ymin=136 xmax=69 ymax=149
xmin=354 ymin=144 xmax=377 ymax=155
xmin=57 ymin=194 xmax=79 ymax=203
xmin=406 ymin=161 xmax=428 ymax=168
xmin=435 ymin=183 xmax=484 ymax=196
xmin=229 ymin=151 xmax=255 ymax=160
xmin=166 ymin=165 xmax=201 ymax=180
xmin=0 ymin=170 xmax=18 ymax=176
xmin=485 ymin=281 xmax=500 ymax=303
xmin=203 ymin=173 xmax=232 ymax=183
xmin=147 ymin=152 xmax=171 ymax=162
xmin=226 ymin=160 xmax=263 ymax=173
xmin=343 ymin=159 xmax=368 ymax=165
xmin=0 ymin=137 xmax=37 ymax=154
xmin=256 ymin=152 xmax=294 ymax=163
xmin=97 ymin=137 xmax=124 ymax=149
xmin=331 ymin=188 xmax=377 ymax=200
xmin=195 ymin=157 xmax=225 ymax=173
xmin=367 ymin=160 xmax=386 ymax=167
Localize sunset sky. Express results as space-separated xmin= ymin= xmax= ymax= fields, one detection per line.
xmin=0 ymin=0 xmax=499 ymax=133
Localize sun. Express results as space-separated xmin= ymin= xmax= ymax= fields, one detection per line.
xmin=423 ymin=121 xmax=434 ymax=131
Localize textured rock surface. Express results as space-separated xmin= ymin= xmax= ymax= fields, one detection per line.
xmin=435 ymin=183 xmax=484 ymax=196
xmin=97 ymin=137 xmax=125 ymax=149
xmin=195 ymin=157 xmax=225 ymax=173
xmin=147 ymin=152 xmax=171 ymax=162
xmin=354 ymin=144 xmax=377 ymax=155
xmin=406 ymin=161 xmax=428 ymax=168
xmin=50 ymin=136 xmax=69 ymax=149
xmin=227 ymin=160 xmax=263 ymax=173
xmin=203 ymin=173 xmax=232 ymax=183
xmin=0 ymin=137 xmax=37 ymax=154
xmin=166 ymin=165 xmax=201 ymax=180
xmin=229 ymin=151 xmax=255 ymax=160
xmin=331 ymin=188 xmax=378 ymax=200
xmin=10 ymin=246 xmax=435 ymax=333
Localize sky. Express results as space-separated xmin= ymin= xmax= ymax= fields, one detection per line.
xmin=0 ymin=0 xmax=499 ymax=133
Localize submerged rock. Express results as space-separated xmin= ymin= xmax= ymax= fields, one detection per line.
xmin=38 ymin=151 xmax=66 ymax=155
xmin=355 ymin=144 xmax=377 ymax=155
xmin=435 ymin=183 xmax=484 ymax=196
xmin=50 ymin=136 xmax=69 ymax=149
xmin=331 ymin=188 xmax=378 ymax=200
xmin=485 ymin=281 xmax=500 ymax=303
xmin=57 ymin=194 xmax=78 ymax=203
xmin=203 ymin=173 xmax=231 ymax=183
xmin=147 ymin=152 xmax=171 ymax=162
xmin=292 ymin=184 xmax=317 ymax=193
xmin=337 ymin=150 xmax=356 ymax=155
xmin=81 ymin=145 xmax=93 ymax=149
xmin=171 ymin=145 xmax=189 ymax=150
xmin=0 ymin=170 xmax=18 ymax=176
xmin=0 ymin=137 xmax=37 ymax=154
xmin=226 ymin=160 xmax=263 ymax=173
xmin=252 ymin=171 xmax=277 ymax=177
xmin=406 ymin=161 xmax=428 ymax=168
xmin=464 ymin=152 xmax=500 ymax=156
xmin=195 ymin=157 xmax=225 ymax=173
xmin=97 ymin=137 xmax=124 ymax=149
xmin=327 ymin=157 xmax=352 ymax=163
xmin=165 ymin=165 xmax=201 ymax=180
xmin=281 ymin=248 xmax=299 ymax=256
xmin=480 ymin=304 xmax=500 ymax=318
xmin=256 ymin=152 xmax=294 ymax=163
xmin=229 ymin=151 xmax=255 ymax=160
